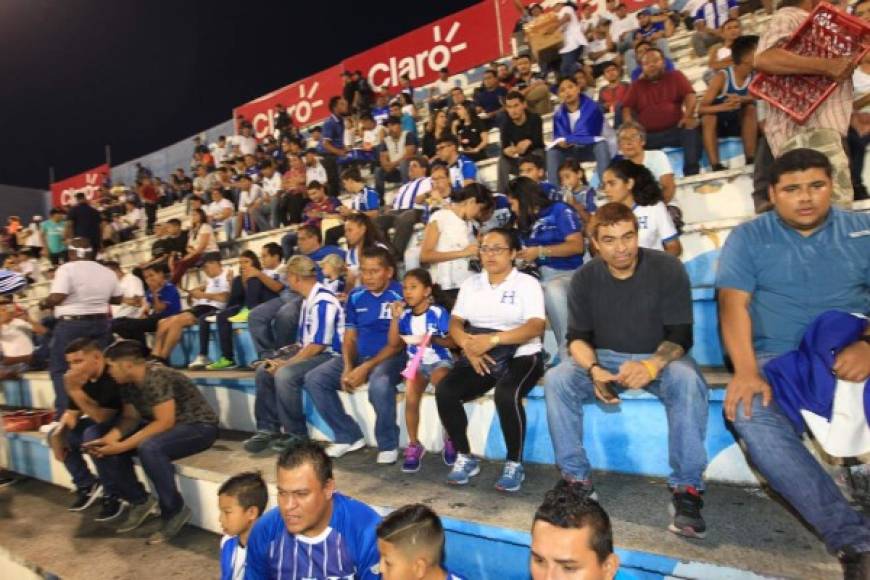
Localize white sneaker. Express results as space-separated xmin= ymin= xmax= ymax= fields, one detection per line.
xmin=187 ymin=355 xmax=210 ymax=370
xmin=326 ymin=438 xmax=365 ymax=458
xmin=377 ymin=449 xmax=398 ymax=464
xmin=39 ymin=421 xmax=60 ymax=434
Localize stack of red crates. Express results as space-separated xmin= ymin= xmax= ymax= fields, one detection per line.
xmin=749 ymin=2 xmax=870 ymax=124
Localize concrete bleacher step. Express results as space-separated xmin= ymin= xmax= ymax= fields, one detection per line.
xmin=0 ymin=429 xmax=839 ymax=579
xmin=2 ymin=368 xmax=757 ymax=486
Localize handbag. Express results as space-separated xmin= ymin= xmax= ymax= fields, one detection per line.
xmin=460 ymin=325 xmax=518 ymax=375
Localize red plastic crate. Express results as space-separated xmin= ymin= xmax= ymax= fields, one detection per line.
xmin=749 ymin=2 xmax=870 ymax=124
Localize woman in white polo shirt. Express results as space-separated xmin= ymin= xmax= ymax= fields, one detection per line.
xmin=600 ymin=159 xmax=682 ymax=256
xmin=435 ymin=227 xmax=546 ymax=493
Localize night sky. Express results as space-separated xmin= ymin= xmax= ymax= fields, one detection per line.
xmin=0 ymin=0 xmax=480 ymax=189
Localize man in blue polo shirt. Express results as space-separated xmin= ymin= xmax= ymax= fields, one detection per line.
xmin=717 ymin=149 xmax=870 ymax=572
xmin=303 ymin=246 xmax=406 ymax=464
xmin=321 ymin=96 xmax=349 ymax=195
xmin=436 ymin=135 xmax=477 ymax=191
xmin=474 ymin=68 xmax=508 ymax=129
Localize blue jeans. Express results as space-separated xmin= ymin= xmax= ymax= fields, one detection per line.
xmin=49 ymin=319 xmax=112 ymax=416
xmin=645 ymin=126 xmax=701 ymax=176
xmin=281 ymin=232 xmax=298 ymax=260
xmin=303 ymin=353 xmax=407 ymax=451
xmin=540 ymin=266 xmax=573 ymax=357
xmin=248 ymin=292 xmax=302 ymax=359
xmin=64 ymin=419 xmax=115 ymax=493
xmin=559 ymin=46 xmax=583 ymax=77
xmin=97 ymin=422 xmax=218 ymax=519
xmin=545 ymin=351 xmax=709 ymax=488
xmin=253 ymin=352 xmax=337 ymax=435
xmin=546 ymin=141 xmax=611 ymax=185
xmin=731 ymin=354 xmax=870 ymax=553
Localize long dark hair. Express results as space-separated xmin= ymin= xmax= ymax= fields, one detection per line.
xmin=403 ymin=268 xmax=449 ymax=309
xmin=344 ymin=212 xmax=389 ymax=249
xmin=507 ymin=176 xmax=553 ymax=235
xmin=239 ymin=250 xmax=262 ymax=270
xmin=605 ymin=159 xmax=662 ymax=206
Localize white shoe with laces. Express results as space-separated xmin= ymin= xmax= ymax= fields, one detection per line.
xmin=376 ymin=449 xmax=398 ymax=464
xmin=187 ymin=355 xmax=210 ymax=370
xmin=326 ymin=438 xmax=365 ymax=458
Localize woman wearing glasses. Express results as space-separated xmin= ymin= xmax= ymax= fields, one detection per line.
xmin=420 ymin=180 xmax=494 ymax=310
xmin=435 ymin=227 xmax=546 ymax=493
xmin=507 ymin=176 xmax=585 ymax=360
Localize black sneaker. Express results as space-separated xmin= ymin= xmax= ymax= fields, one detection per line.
xmin=840 ymin=548 xmax=870 ymax=580
xmin=0 ymin=472 xmax=18 ymax=488
xmin=95 ymin=497 xmax=126 ymax=522
xmin=669 ymin=485 xmax=706 ymax=539
xmin=68 ymin=482 xmax=102 ymax=512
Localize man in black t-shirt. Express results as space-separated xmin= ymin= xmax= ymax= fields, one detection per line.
xmin=85 ymin=340 xmax=218 ymax=544
xmin=498 ymin=90 xmax=545 ymax=192
xmin=65 ymin=193 xmax=102 ymax=251
xmin=48 ymin=338 xmax=124 ymax=520
xmin=543 ymin=202 xmax=710 ymax=540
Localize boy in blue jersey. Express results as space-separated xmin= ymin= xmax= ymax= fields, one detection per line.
xmin=435 ymin=135 xmax=477 ymax=191
xmin=245 ymin=441 xmax=382 ymax=580
xmin=339 ymin=166 xmax=380 ymax=220
xmin=519 ymin=154 xmax=560 ymax=202
xmin=377 ymin=504 xmax=467 ymax=580
xmin=304 ymin=246 xmax=406 ymax=464
xmin=244 ymin=256 xmax=345 ymax=454
xmin=219 ymin=471 xmax=268 ymax=580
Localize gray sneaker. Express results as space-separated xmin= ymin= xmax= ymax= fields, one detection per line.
xmin=271 ymin=434 xmax=308 ymax=453
xmin=146 ymin=504 xmax=192 ymax=545
xmin=116 ymin=496 xmax=158 ymax=533
xmin=243 ymin=431 xmax=280 ymax=454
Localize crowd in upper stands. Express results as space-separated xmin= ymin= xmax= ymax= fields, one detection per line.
xmin=1 ymin=0 xmax=870 ymax=577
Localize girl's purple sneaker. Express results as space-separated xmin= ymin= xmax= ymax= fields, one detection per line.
xmin=442 ymin=437 xmax=457 ymax=466
xmin=402 ymin=442 xmax=426 ymax=473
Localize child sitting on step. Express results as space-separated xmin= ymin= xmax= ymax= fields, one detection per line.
xmin=377 ymin=503 xmax=467 ymax=580
xmin=388 ymin=269 xmax=456 ymax=474
xmin=218 ymin=471 xmax=268 ymax=580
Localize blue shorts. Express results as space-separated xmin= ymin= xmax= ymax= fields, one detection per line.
xmin=419 ymin=359 xmax=453 ymax=380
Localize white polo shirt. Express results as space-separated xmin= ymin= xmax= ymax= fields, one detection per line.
xmin=51 ymin=260 xmax=122 ymax=317
xmin=452 ymin=268 xmax=545 ymax=357
xmin=112 ymin=273 xmax=145 ymax=319
xmin=634 ymin=202 xmax=679 ymax=251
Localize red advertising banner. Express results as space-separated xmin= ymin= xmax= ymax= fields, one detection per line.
xmin=234 ymin=64 xmax=345 ymax=139
xmin=50 ymin=164 xmax=109 ymax=208
xmin=344 ymin=1 xmax=502 ymax=94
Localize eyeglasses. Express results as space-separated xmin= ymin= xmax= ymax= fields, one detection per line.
xmin=479 ymin=246 xmax=510 ymax=255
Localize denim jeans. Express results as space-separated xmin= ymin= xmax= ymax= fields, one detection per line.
xmin=97 ymin=422 xmax=219 ymax=519
xmin=645 ymin=126 xmax=701 ymax=176
xmin=248 ymin=292 xmax=302 ymax=359
xmin=49 ymin=319 xmax=112 ymax=416
xmin=281 ymin=232 xmax=298 ymax=260
xmin=540 ymin=266 xmax=573 ymax=358
xmin=64 ymin=418 xmax=114 ymax=493
xmin=546 ymin=141 xmax=612 ymax=185
xmin=253 ymin=352 xmax=337 ymax=435
xmin=303 ymin=353 xmax=407 ymax=451
xmin=559 ymin=46 xmax=583 ymax=77
xmin=731 ymin=353 xmax=870 ymax=553
xmin=545 ymin=351 xmax=709 ymax=488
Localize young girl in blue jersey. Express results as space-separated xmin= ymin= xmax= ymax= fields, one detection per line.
xmin=388 ymin=268 xmax=456 ymax=473
xmin=218 ymin=471 xmax=268 ymax=580
xmin=558 ymin=158 xmax=597 ymax=227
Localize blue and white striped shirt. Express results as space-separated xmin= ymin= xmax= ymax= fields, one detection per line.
xmin=350 ymin=186 xmax=380 ymax=212
xmin=298 ymin=282 xmax=344 ymax=354
xmin=448 ymin=155 xmax=478 ymax=191
xmin=392 ymin=177 xmax=432 ymax=211
xmin=398 ymin=305 xmax=452 ymax=365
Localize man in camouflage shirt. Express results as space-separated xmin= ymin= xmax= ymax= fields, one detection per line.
xmin=84 ymin=340 xmax=219 ymax=545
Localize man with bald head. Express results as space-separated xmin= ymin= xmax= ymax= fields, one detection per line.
xmin=39 ymin=237 xmax=122 ymax=417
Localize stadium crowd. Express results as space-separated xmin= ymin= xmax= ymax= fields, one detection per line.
xmin=1 ymin=0 xmax=870 ymax=578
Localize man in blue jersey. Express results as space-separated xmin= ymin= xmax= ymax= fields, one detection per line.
xmin=244 ymin=256 xmax=345 ymax=454
xmin=692 ymin=0 xmax=740 ymax=57
xmin=436 ymin=135 xmax=477 ymax=191
xmin=375 ymin=156 xmax=431 ymax=256
xmin=321 ymin=96 xmax=350 ymax=195
xmin=718 ymin=149 xmax=870 ymax=574
xmin=304 ymin=246 xmax=406 ymax=464
xmin=245 ymin=440 xmax=382 ymax=580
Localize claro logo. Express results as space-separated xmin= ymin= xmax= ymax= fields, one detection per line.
xmin=251 ymin=81 xmax=325 ymax=139
xmin=59 ymin=173 xmax=102 ymax=207
xmin=367 ymin=21 xmax=468 ymax=91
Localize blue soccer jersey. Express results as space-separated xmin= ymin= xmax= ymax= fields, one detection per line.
xmin=525 ymin=201 xmax=583 ymax=271
xmin=397 ymin=305 xmax=452 ymax=365
xmin=350 ymin=186 xmax=380 ymax=212
xmin=345 ymin=280 xmax=404 ymax=359
xmin=298 ymin=282 xmax=345 ymax=354
xmin=448 ymin=155 xmax=478 ymax=191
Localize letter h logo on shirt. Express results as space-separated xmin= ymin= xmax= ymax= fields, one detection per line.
xmin=500 ymin=290 xmax=517 ymax=305
xmin=379 ymin=302 xmax=393 ymax=320
xmin=637 ymin=215 xmax=649 ymax=230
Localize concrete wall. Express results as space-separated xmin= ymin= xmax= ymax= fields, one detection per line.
xmin=0 ymin=184 xmax=50 ymax=225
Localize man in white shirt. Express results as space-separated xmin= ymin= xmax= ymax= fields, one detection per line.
xmin=208 ymin=188 xmax=236 ymax=241
xmin=38 ymin=238 xmax=122 ymax=416
xmin=429 ymin=67 xmax=460 ymax=111
xmin=233 ymin=125 xmax=258 ymax=157
xmin=616 ymin=121 xmax=676 ymax=203
xmin=610 ymin=3 xmax=640 ymax=53
xmin=210 ymin=135 xmax=228 ymax=167
xmin=304 ymin=149 xmax=327 ymax=185
xmin=233 ymin=175 xmax=262 ymax=239
xmin=106 ymin=261 xmax=145 ymax=320
xmin=118 ymin=201 xmax=144 ymax=242
xmin=251 ymin=160 xmax=283 ymax=233
xmin=557 ymin=1 xmax=588 ymax=77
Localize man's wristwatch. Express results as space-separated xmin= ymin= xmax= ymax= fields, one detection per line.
xmin=490 ymin=334 xmax=501 ymax=346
